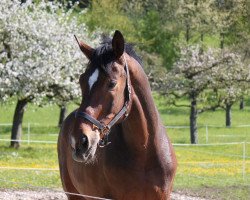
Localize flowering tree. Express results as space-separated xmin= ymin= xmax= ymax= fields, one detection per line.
xmin=211 ymin=51 xmax=248 ymax=126
xmin=161 ymin=45 xmax=244 ymax=144
xmin=0 ymin=0 xmax=98 ymax=148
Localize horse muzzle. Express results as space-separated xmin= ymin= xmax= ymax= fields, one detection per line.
xmin=70 ymin=134 xmax=95 ymax=163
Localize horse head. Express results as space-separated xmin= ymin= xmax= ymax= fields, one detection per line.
xmin=70 ymin=30 xmax=132 ymax=163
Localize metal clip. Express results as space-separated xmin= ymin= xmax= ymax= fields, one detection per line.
xmin=101 ymin=126 xmax=110 ymax=136
xmin=98 ymin=135 xmax=111 ymax=148
xmin=92 ymin=124 xmax=99 ymax=131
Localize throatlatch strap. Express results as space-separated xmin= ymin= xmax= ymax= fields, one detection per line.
xmin=106 ymin=105 xmax=128 ymax=129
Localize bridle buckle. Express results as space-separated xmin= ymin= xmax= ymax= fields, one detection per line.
xmin=92 ymin=124 xmax=99 ymax=131
xmin=100 ymin=126 xmax=110 ymax=136
xmin=98 ymin=126 xmax=111 ymax=147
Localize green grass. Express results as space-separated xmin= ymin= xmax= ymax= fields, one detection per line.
xmin=0 ymin=100 xmax=78 ymax=125
xmin=174 ymin=144 xmax=250 ymax=184
xmin=0 ymin=144 xmax=60 ymax=189
xmin=0 ymin=97 xmax=250 ymax=199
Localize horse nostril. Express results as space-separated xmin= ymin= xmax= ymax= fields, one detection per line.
xmin=75 ymin=135 xmax=89 ymax=155
xmin=81 ymin=135 xmax=88 ymax=149
xmin=76 ymin=146 xmax=81 ymax=154
xmin=82 ymin=135 xmax=87 ymax=144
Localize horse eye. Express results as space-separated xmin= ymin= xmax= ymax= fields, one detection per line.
xmin=108 ymin=80 xmax=117 ymax=89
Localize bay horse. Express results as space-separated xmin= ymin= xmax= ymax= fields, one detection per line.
xmin=58 ymin=30 xmax=177 ymax=200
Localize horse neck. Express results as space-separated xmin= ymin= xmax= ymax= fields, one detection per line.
xmin=122 ymin=56 xmax=160 ymax=154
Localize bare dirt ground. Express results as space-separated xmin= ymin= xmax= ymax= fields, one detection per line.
xmin=0 ymin=189 xmax=207 ymax=200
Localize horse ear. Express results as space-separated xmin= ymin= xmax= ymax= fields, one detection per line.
xmin=74 ymin=35 xmax=94 ymax=60
xmin=112 ymin=30 xmax=125 ymax=58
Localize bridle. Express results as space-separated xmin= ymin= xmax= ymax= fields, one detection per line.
xmin=75 ymin=57 xmax=131 ymax=147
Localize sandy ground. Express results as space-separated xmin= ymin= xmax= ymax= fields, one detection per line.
xmin=0 ymin=189 xmax=207 ymax=200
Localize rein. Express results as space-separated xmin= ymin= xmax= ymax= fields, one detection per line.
xmin=75 ymin=58 xmax=131 ymax=147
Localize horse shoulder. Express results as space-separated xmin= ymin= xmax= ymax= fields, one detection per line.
xmin=154 ymin=126 xmax=177 ymax=189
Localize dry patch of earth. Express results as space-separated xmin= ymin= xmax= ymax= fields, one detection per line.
xmin=0 ymin=189 xmax=207 ymax=200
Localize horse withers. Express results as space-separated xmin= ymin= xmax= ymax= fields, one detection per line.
xmin=58 ymin=30 xmax=177 ymax=200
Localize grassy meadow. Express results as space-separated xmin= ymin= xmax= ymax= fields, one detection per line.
xmin=0 ymin=96 xmax=249 ymax=199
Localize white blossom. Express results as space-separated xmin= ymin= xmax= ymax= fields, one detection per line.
xmin=162 ymin=45 xmax=247 ymax=107
xmin=0 ymin=0 xmax=99 ymax=104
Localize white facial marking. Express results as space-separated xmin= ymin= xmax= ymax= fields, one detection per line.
xmin=88 ymin=68 xmax=99 ymax=91
xmin=71 ymin=136 xmax=76 ymax=149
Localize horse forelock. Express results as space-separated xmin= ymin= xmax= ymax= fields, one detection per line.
xmin=89 ymin=42 xmax=114 ymax=75
xmin=89 ymin=37 xmax=143 ymax=74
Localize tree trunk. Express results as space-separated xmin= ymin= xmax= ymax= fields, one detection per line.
xmin=58 ymin=105 xmax=67 ymax=127
xmin=201 ymin=33 xmax=204 ymax=42
xmin=10 ymin=99 xmax=28 ymax=148
xmin=186 ymin=24 xmax=190 ymax=43
xmin=220 ymin=33 xmax=224 ymax=49
xmin=226 ymin=103 xmax=232 ymax=127
xmin=240 ymin=98 xmax=244 ymax=110
xmin=190 ymin=97 xmax=198 ymax=144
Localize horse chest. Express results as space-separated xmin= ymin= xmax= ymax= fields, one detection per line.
xmin=69 ymin=162 xmax=110 ymax=197
xmin=102 ymin=150 xmax=170 ymax=199
xmin=67 ymin=153 xmax=170 ymax=200
xmin=104 ymin=166 xmax=168 ymax=200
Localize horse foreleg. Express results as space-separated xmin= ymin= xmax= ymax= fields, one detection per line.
xmin=59 ymin=166 xmax=86 ymax=200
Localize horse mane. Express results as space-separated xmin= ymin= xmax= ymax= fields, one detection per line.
xmin=90 ymin=35 xmax=143 ymax=73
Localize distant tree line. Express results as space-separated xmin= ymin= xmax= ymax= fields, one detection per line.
xmin=82 ymin=0 xmax=249 ymax=143
xmin=0 ymin=0 xmax=249 ymax=145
